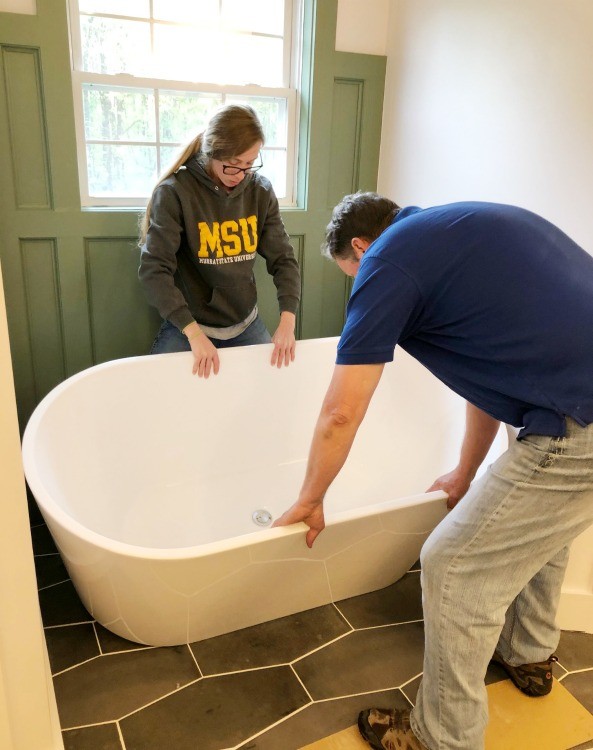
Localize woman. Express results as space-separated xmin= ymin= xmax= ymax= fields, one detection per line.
xmin=139 ymin=104 xmax=301 ymax=377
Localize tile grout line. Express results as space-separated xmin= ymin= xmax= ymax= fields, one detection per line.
xmin=33 ymin=551 xmax=61 ymax=557
xmin=559 ymin=665 xmax=593 ymax=677
xmin=44 ymin=619 xmax=94 ymax=629
xmin=50 ymin=639 xmax=165 ymax=677
xmin=311 ymin=683 xmax=415 ymax=703
xmin=52 ymin=654 xmax=102 ymax=678
xmin=290 ymin=628 xmax=354 ymax=666
xmin=91 ymin=621 xmax=103 ymax=655
xmin=193 ymin=661 xmax=298 ymax=680
xmin=186 ymin=643 xmax=204 ymax=678
xmin=331 ymin=601 xmax=355 ymax=629
xmin=38 ymin=578 xmax=71 ymax=591
xmin=228 ymin=683 xmax=421 ymax=750
xmin=353 ymin=618 xmax=425 ymax=632
xmin=116 ymin=720 xmax=127 ymax=750
xmin=227 ymin=700 xmax=314 ymax=750
xmin=400 ymin=671 xmax=423 ymax=690
xmin=68 ymin=676 xmax=205 ymax=729
xmin=61 ymin=719 xmax=121 ymax=732
xmin=290 ymin=663 xmax=314 ymax=702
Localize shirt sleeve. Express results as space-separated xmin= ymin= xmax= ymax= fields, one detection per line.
xmin=337 ymin=258 xmax=424 ymax=365
xmin=138 ymin=184 xmax=194 ymax=331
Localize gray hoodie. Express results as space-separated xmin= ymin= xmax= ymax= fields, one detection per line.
xmin=139 ymin=156 xmax=301 ymax=332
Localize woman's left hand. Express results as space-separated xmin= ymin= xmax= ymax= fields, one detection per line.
xmin=271 ymin=311 xmax=296 ymax=367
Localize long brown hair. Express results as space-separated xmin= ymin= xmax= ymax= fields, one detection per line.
xmin=139 ymin=104 xmax=265 ymax=244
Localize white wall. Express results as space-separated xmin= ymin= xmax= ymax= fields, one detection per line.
xmin=336 ymin=0 xmax=389 ymax=56
xmin=379 ymin=0 xmax=593 ymax=632
xmin=0 ymin=0 xmax=36 ymax=13
xmin=0 ymin=261 xmax=63 ymax=749
xmin=380 ymin=0 xmax=593 ymax=252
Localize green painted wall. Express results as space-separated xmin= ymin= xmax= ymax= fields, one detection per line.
xmin=0 ymin=0 xmax=386 ymax=427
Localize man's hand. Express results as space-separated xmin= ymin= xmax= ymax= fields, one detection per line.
xmin=429 ymin=403 xmax=501 ymax=508
xmin=273 ymin=501 xmax=325 ymax=548
xmin=427 ymin=467 xmax=473 ymax=509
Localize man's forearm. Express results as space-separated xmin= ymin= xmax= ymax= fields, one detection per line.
xmin=459 ymin=402 xmax=501 ymax=479
xmin=297 ymin=406 xmax=363 ymax=507
xmin=297 ymin=364 xmax=385 ymax=507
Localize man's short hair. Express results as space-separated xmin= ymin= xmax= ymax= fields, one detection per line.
xmin=322 ymin=192 xmax=400 ymax=260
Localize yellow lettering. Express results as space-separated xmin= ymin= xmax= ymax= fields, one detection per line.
xmin=220 ymin=220 xmax=241 ymax=256
xmin=239 ymin=215 xmax=258 ymax=254
xmin=198 ymin=222 xmax=222 ymax=258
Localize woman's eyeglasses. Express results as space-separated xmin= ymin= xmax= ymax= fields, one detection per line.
xmin=221 ymin=159 xmax=263 ymax=176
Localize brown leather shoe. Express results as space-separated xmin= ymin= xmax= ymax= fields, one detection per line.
xmin=492 ymin=650 xmax=558 ymax=697
xmin=358 ymin=707 xmax=428 ymax=750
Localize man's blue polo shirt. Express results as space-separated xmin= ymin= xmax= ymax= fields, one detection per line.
xmin=336 ymin=202 xmax=593 ymax=437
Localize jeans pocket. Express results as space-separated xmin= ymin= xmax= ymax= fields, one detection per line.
xmin=514 ymin=434 xmax=560 ymax=474
xmin=519 ymin=433 xmax=555 ymax=453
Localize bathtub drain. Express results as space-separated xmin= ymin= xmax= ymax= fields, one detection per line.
xmin=252 ymin=509 xmax=273 ymax=527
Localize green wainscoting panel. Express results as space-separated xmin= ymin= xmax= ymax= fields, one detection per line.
xmin=328 ymin=78 xmax=363 ymax=206
xmin=84 ymin=238 xmax=160 ymax=364
xmin=0 ymin=0 xmax=386 ymax=428
xmin=2 ymin=45 xmax=52 ymax=210
xmin=254 ymin=235 xmax=304 ymax=340
xmin=20 ymin=238 xmax=65 ymax=400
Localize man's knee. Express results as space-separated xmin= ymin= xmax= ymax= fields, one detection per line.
xmin=420 ymin=532 xmax=454 ymax=585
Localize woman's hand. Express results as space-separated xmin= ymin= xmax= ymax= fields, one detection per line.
xmin=272 ymin=500 xmax=325 ymax=548
xmin=184 ymin=323 xmax=220 ymax=377
xmin=271 ymin=311 xmax=296 ymax=368
xmin=426 ymin=466 xmax=473 ymax=510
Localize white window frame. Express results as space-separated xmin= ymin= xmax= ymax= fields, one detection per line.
xmin=68 ymin=0 xmax=302 ymax=209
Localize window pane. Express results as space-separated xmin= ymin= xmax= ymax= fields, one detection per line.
xmin=160 ymin=145 xmax=183 ymax=173
xmin=83 ymin=85 xmax=155 ymax=141
xmin=87 ymin=144 xmax=156 ymax=196
xmin=226 ymin=95 xmax=287 ymax=147
xmin=221 ymin=34 xmax=284 ymax=86
xmin=222 ymin=0 xmax=284 ymax=35
xmin=159 ymin=91 xmax=222 ymax=144
xmin=81 ymin=16 xmax=151 ymax=74
xmin=260 ymin=149 xmax=287 ymax=200
xmin=78 ymin=0 xmax=149 ymax=17
xmin=152 ymin=27 xmax=220 ymax=83
xmin=152 ymin=0 xmax=218 ymax=24
xmin=152 ymin=27 xmax=284 ymax=86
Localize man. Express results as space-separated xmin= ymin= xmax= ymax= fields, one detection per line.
xmin=274 ymin=194 xmax=593 ymax=750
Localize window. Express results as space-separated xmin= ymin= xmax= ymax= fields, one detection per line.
xmin=68 ymin=0 xmax=301 ymax=207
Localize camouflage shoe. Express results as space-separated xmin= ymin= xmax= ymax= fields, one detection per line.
xmin=492 ymin=650 xmax=558 ymax=697
xmin=358 ymin=707 xmax=428 ymax=750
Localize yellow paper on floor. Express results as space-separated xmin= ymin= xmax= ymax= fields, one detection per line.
xmin=484 ymin=679 xmax=593 ymax=750
xmin=301 ymin=679 xmax=593 ymax=750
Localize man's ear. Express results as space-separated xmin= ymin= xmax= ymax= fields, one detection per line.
xmin=351 ymin=237 xmax=371 ymax=260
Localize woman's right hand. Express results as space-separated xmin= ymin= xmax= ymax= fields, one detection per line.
xmin=184 ymin=323 xmax=220 ymax=377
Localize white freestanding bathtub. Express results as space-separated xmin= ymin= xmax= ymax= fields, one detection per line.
xmin=22 ymin=337 xmax=506 ymax=646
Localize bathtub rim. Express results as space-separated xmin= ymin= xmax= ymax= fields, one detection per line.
xmin=24 ymin=453 xmax=447 ymax=560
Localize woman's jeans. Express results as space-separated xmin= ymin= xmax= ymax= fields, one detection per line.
xmin=149 ymin=317 xmax=272 ymax=354
xmin=412 ymin=418 xmax=593 ymax=750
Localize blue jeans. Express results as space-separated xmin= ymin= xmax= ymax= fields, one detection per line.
xmin=412 ymin=418 xmax=593 ymax=750
xmin=149 ymin=317 xmax=272 ymax=354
